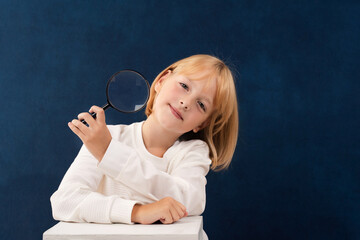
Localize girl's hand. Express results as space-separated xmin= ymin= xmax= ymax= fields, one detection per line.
xmin=131 ymin=197 xmax=188 ymax=224
xmin=68 ymin=105 xmax=112 ymax=162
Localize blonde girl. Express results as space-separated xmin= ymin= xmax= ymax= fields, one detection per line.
xmin=50 ymin=54 xmax=238 ymax=238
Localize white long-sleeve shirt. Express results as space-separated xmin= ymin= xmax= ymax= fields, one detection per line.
xmin=50 ymin=121 xmax=212 ymax=224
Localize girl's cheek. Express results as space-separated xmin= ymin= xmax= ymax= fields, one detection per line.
xmin=169 ymin=86 xmax=179 ymax=97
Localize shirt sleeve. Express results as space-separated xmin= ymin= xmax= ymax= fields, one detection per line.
xmin=97 ymin=139 xmax=212 ymax=216
xmin=50 ymin=144 xmax=140 ymax=224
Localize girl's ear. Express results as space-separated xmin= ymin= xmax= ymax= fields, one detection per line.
xmin=155 ymin=70 xmax=172 ymax=93
xmin=193 ymin=118 xmax=210 ymax=133
xmin=193 ymin=127 xmax=201 ymax=133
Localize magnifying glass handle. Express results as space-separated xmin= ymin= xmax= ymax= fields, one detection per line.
xmin=80 ymin=103 xmax=111 ymax=125
xmin=80 ymin=112 xmax=97 ymax=125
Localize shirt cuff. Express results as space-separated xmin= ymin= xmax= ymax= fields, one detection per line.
xmin=97 ymin=139 xmax=134 ymax=179
xmin=110 ymin=198 xmax=140 ymax=224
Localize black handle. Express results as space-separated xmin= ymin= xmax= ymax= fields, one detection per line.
xmin=80 ymin=103 xmax=110 ymax=125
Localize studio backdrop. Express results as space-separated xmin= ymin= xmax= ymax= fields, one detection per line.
xmin=0 ymin=0 xmax=359 ymax=239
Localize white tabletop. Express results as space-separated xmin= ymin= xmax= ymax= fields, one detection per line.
xmin=43 ymin=216 xmax=203 ymax=240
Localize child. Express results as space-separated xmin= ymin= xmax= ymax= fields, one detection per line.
xmin=50 ymin=54 xmax=239 ymax=239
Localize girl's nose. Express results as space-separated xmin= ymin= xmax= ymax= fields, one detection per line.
xmin=180 ymin=101 xmax=189 ymax=110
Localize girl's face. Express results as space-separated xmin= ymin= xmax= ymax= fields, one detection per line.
xmin=152 ymin=71 xmax=217 ymax=135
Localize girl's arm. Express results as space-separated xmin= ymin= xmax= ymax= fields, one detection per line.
xmin=98 ymin=138 xmax=211 ymax=216
xmin=63 ymin=106 xmax=191 ymax=224
xmin=50 ymin=145 xmax=140 ymax=224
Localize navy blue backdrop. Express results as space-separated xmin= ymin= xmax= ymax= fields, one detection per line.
xmin=0 ymin=0 xmax=359 ymax=239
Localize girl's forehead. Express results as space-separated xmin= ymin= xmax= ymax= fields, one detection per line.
xmin=173 ymin=72 xmax=216 ymax=89
xmin=173 ymin=69 xmax=217 ymax=83
xmin=175 ymin=66 xmax=215 ymax=78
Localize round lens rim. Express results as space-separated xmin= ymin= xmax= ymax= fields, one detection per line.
xmin=106 ymin=69 xmax=150 ymax=113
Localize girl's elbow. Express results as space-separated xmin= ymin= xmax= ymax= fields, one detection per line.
xmin=50 ymin=201 xmax=77 ymax=222
xmin=50 ymin=192 xmax=75 ymax=222
xmin=187 ymin=197 xmax=206 ymax=216
xmin=50 ymin=194 xmax=64 ymax=221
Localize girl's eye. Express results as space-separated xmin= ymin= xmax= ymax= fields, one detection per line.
xmin=180 ymin=82 xmax=189 ymax=90
xmin=198 ymin=101 xmax=206 ymax=111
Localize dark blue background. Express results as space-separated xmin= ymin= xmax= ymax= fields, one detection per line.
xmin=0 ymin=0 xmax=359 ymax=239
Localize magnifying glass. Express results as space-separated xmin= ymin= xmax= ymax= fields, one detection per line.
xmin=81 ymin=69 xmax=150 ymax=125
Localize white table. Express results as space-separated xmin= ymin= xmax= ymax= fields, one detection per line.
xmin=43 ymin=216 xmax=204 ymax=240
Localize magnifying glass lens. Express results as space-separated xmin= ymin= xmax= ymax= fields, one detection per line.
xmin=107 ymin=70 xmax=149 ymax=112
xmin=79 ymin=69 xmax=150 ymax=125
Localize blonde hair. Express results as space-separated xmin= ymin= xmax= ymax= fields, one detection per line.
xmin=146 ymin=54 xmax=239 ymax=171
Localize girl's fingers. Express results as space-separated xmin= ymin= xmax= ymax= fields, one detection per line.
xmin=169 ymin=206 xmax=181 ymax=222
xmin=179 ymin=203 xmax=187 ymax=215
xmin=89 ymin=105 xmax=105 ymax=123
xmin=68 ymin=121 xmax=85 ymax=140
xmin=173 ymin=202 xmax=187 ymax=219
xmin=172 ymin=200 xmax=187 ymax=217
xmin=71 ymin=119 xmax=88 ymax=135
xmin=161 ymin=210 xmax=174 ymax=224
xmin=78 ymin=112 xmax=96 ymax=127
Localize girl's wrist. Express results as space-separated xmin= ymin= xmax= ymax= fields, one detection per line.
xmin=131 ymin=204 xmax=141 ymax=223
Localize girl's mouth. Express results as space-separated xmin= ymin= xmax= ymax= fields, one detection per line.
xmin=169 ymin=104 xmax=183 ymax=120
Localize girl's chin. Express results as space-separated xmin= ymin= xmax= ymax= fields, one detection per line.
xmin=156 ymin=118 xmax=187 ymax=134
xmin=151 ymin=110 xmax=194 ymax=134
